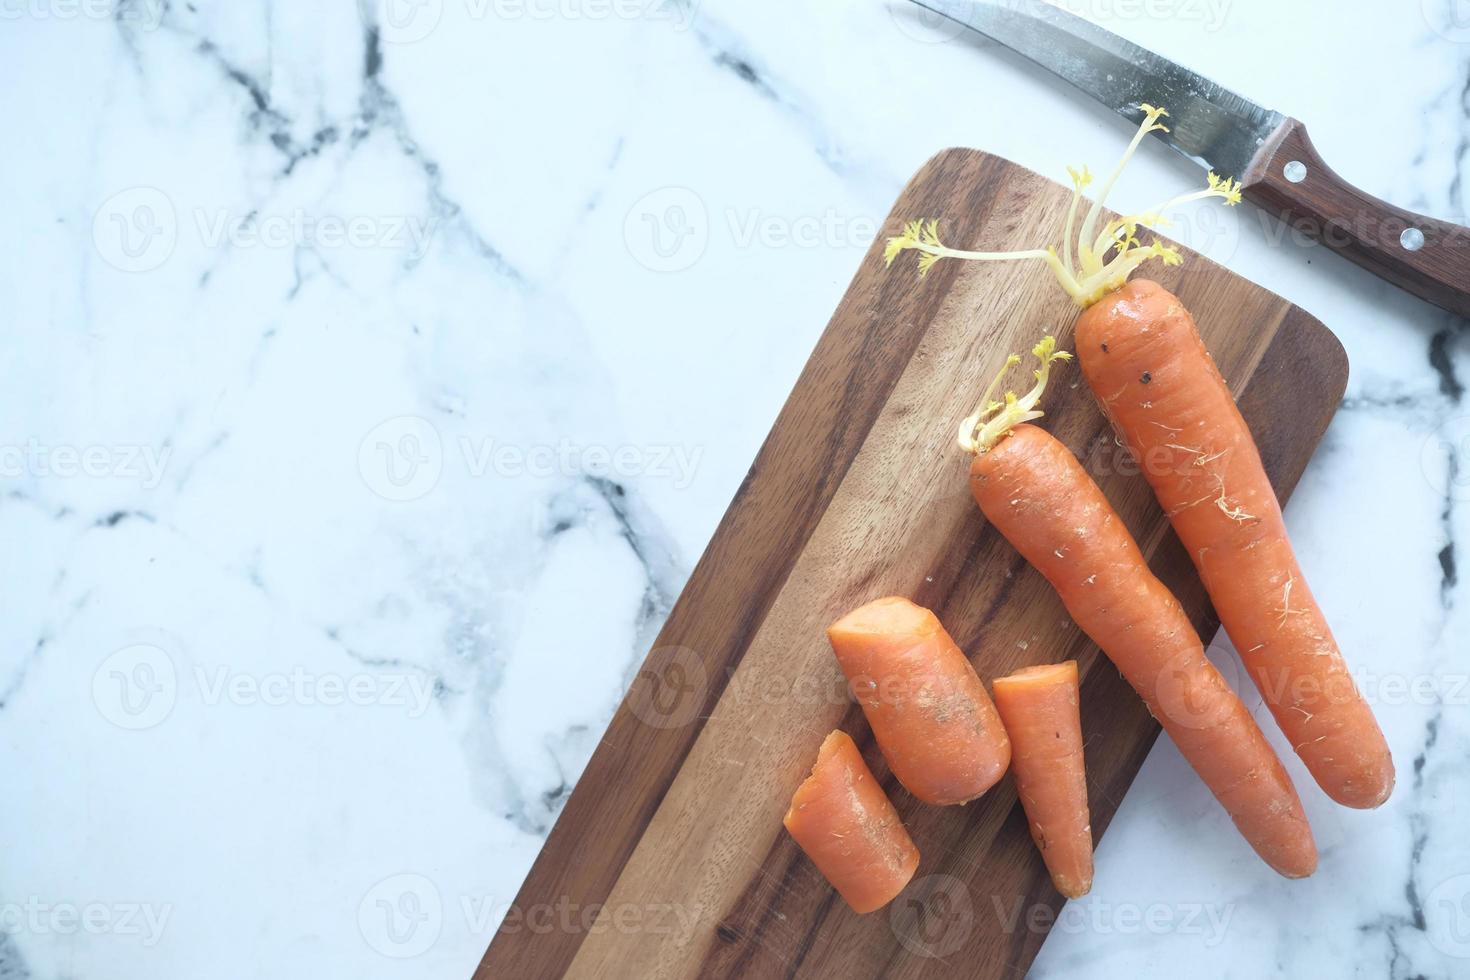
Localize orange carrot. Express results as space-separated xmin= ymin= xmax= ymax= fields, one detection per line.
xmin=992 ymin=661 xmax=1093 ymax=898
xmin=827 ymin=597 xmax=1011 ymax=805
xmin=1076 ymin=280 xmax=1393 ymax=808
xmin=885 ymin=104 xmax=1390 ymax=810
xmin=784 ymin=730 xmax=920 ymax=913
xmin=957 ymin=343 xmax=1315 ymax=877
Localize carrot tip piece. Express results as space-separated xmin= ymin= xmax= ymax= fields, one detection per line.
xmin=1327 ymin=771 xmax=1395 ymax=810
xmin=1056 ymin=878 xmax=1092 ymax=900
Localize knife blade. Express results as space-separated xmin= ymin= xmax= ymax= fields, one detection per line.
xmin=908 ymin=0 xmax=1470 ymax=318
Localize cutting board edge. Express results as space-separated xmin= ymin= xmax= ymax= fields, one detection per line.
xmin=475 ymin=146 xmax=1353 ymax=980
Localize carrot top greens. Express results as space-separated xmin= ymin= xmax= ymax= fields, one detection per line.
xmin=884 ymin=105 xmax=1243 ymax=307
xmin=959 ymin=336 xmax=1072 ymax=454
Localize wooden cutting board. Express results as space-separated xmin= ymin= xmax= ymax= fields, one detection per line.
xmin=476 ymin=149 xmax=1348 ymax=980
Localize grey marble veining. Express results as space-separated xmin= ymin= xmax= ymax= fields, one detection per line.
xmin=0 ymin=1 xmax=1467 ymax=977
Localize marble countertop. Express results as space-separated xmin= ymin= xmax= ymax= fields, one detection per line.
xmin=1 ymin=1 xmax=1467 ymax=977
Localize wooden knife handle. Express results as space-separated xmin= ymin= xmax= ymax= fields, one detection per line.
xmin=1243 ymin=118 xmax=1470 ymax=318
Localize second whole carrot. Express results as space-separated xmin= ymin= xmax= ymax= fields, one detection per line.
xmin=964 ymin=342 xmax=1316 ymax=878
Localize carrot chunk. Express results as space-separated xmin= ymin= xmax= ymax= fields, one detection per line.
xmin=827 ymin=597 xmax=1011 ymax=805
xmin=784 ymin=730 xmax=920 ymax=914
xmin=993 ymin=661 xmax=1093 ymax=898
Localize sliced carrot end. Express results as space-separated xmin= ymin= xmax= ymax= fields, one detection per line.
xmin=994 ymin=661 xmax=1079 ymax=689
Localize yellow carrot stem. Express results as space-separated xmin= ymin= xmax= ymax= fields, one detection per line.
xmin=884 ymin=104 xmax=1245 ymax=308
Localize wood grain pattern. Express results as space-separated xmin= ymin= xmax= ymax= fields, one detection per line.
xmin=1243 ymin=117 xmax=1470 ymax=317
xmin=475 ymin=149 xmax=1350 ymax=980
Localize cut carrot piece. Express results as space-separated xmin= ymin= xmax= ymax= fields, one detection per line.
xmin=993 ymin=661 xmax=1093 ymax=899
xmin=1076 ymin=279 xmax=1394 ymax=809
xmin=784 ymin=730 xmax=920 ymax=914
xmin=827 ymin=597 xmax=1011 ymax=805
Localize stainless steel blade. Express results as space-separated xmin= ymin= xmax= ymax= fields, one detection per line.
xmin=908 ymin=0 xmax=1287 ymax=180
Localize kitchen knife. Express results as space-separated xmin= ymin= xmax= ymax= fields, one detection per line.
xmin=908 ymin=0 xmax=1470 ymax=318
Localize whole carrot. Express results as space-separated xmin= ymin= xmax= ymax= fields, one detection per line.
xmin=886 ymin=104 xmax=1392 ymax=810
xmin=828 ymin=596 xmax=1011 ymax=805
xmin=784 ymin=730 xmax=920 ymax=914
xmin=964 ymin=342 xmax=1316 ymax=878
xmin=993 ymin=661 xmax=1093 ymax=898
xmin=1076 ymin=281 xmax=1393 ymax=808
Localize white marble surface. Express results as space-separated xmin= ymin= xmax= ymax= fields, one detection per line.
xmin=1 ymin=1 xmax=1467 ymax=977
